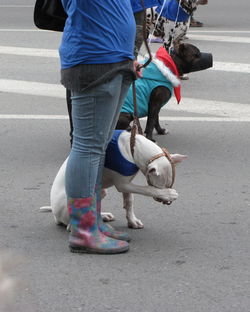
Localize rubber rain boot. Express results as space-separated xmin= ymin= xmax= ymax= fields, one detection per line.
xmin=68 ymin=197 xmax=129 ymax=254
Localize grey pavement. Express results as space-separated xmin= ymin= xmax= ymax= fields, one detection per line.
xmin=0 ymin=1 xmax=250 ymax=312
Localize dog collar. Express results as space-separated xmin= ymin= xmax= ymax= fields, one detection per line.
xmin=147 ymin=147 xmax=176 ymax=193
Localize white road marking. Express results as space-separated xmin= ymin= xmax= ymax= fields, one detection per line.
xmin=0 ymin=29 xmax=47 ymax=32
xmin=0 ymin=79 xmax=250 ymax=121
xmin=0 ymin=46 xmax=58 ymax=58
xmin=0 ymin=114 xmax=68 ymax=120
xmin=1 ymin=46 xmax=250 ymax=74
xmin=188 ymin=34 xmax=250 ymax=44
xmin=0 ymin=79 xmax=250 ymax=118
xmin=164 ymin=97 xmax=250 ymax=118
xmin=0 ymin=79 xmax=65 ymax=98
xmin=0 ymin=114 xmax=250 ymax=122
xmin=158 ymin=116 xmax=250 ymax=122
xmin=189 ymin=30 xmax=250 ymax=33
xmin=211 ymin=62 xmax=250 ymax=73
xmin=0 ymin=5 xmax=33 ymax=8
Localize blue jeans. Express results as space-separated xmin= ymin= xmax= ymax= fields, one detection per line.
xmin=65 ymin=74 xmax=131 ymax=198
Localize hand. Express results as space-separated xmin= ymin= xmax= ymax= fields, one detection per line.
xmin=133 ymin=61 xmax=143 ymax=78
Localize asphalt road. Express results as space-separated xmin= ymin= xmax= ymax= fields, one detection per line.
xmin=0 ymin=1 xmax=250 ymax=311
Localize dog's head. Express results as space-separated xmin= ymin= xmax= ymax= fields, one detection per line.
xmin=146 ymin=153 xmax=187 ymax=189
xmin=170 ymin=42 xmax=213 ymax=75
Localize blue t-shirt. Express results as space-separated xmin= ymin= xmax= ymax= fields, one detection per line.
xmin=130 ymin=0 xmax=160 ymax=13
xmin=156 ymin=0 xmax=189 ymax=22
xmin=60 ymin=0 xmax=136 ymax=69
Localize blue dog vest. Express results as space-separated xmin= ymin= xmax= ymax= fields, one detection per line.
xmin=105 ymin=130 xmax=139 ymax=176
xmin=121 ymin=62 xmax=173 ymax=117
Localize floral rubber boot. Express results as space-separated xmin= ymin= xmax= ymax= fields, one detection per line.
xmin=68 ymin=197 xmax=129 ymax=254
xmin=95 ymin=184 xmax=131 ymax=242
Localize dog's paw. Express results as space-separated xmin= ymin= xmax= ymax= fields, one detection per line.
xmin=157 ymin=128 xmax=169 ymax=135
xmin=101 ymin=212 xmax=115 ymax=222
xmin=153 ymin=188 xmax=179 ymax=204
xmin=127 ymin=217 xmax=144 ymax=229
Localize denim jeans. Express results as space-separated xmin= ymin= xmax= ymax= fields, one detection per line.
xmin=65 ymin=74 xmax=131 ymax=198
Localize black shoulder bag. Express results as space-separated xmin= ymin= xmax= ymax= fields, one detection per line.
xmin=33 ymin=0 xmax=67 ymax=32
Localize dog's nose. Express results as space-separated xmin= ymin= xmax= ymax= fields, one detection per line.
xmin=190 ymin=52 xmax=213 ymax=72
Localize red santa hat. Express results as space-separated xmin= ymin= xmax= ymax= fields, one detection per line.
xmin=155 ymin=46 xmax=181 ymax=104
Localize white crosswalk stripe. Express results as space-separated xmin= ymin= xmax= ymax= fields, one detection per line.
xmin=0 ymin=5 xmax=33 ymax=8
xmin=0 ymin=79 xmax=65 ymax=98
xmin=1 ymin=114 xmax=250 ymax=122
xmin=189 ymin=30 xmax=250 ymax=33
xmin=1 ymin=45 xmax=250 ymax=74
xmin=164 ymin=97 xmax=250 ymax=118
xmin=0 ymin=46 xmax=58 ymax=58
xmin=188 ymin=34 xmax=250 ymax=44
xmin=0 ymin=79 xmax=250 ymax=121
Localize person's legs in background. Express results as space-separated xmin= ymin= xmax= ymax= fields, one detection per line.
xmin=133 ymin=10 xmax=144 ymax=58
xmin=190 ymin=0 xmax=208 ymax=27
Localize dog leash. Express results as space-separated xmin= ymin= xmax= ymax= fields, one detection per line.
xmin=130 ymin=81 xmax=144 ymax=157
xmin=130 ymin=0 xmax=153 ymax=157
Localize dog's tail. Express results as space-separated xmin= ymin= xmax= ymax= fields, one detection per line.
xmin=39 ymin=206 xmax=52 ymax=212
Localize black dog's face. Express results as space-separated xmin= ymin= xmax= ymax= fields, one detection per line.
xmin=171 ymin=43 xmax=213 ymax=75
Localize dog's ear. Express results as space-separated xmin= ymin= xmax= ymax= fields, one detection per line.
xmin=177 ymin=43 xmax=186 ymax=56
xmin=170 ymin=154 xmax=187 ymax=164
xmin=147 ymin=164 xmax=160 ymax=176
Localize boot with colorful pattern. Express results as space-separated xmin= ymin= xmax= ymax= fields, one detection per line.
xmin=68 ymin=197 xmax=129 ymax=254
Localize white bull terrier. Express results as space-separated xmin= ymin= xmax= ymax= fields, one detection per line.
xmin=41 ymin=130 xmax=186 ymax=229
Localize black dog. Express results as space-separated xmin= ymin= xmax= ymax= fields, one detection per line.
xmin=116 ymin=43 xmax=213 ymax=141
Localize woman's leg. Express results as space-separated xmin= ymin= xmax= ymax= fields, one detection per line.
xmin=66 ymin=74 xmax=126 ymax=198
xmin=95 ymin=75 xmax=133 ymax=241
xmin=66 ymin=74 xmax=130 ymax=254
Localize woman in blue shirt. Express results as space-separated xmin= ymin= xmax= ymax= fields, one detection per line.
xmin=59 ymin=0 xmax=136 ymax=254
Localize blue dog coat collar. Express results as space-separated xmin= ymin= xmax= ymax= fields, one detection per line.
xmin=105 ymin=130 xmax=139 ymax=176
